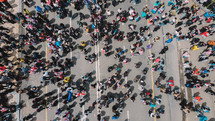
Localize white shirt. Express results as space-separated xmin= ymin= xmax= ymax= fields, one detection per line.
xmin=106 ymin=10 xmax=111 ymax=15
xmin=118 ymin=8 xmax=122 ymax=13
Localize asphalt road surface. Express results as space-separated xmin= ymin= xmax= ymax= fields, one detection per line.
xmin=19 ymin=0 xmax=215 ymax=121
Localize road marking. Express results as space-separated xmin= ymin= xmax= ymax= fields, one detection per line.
xmin=57 ymin=88 xmax=60 ymax=109
xmin=123 ymin=46 xmax=126 ymax=55
xmin=96 ymin=44 xmax=101 ymax=115
xmin=18 ymin=1 xmax=23 ymax=121
xmin=70 ymin=18 xmax=72 ymax=27
xmin=81 ymin=106 xmax=86 ymax=121
xmin=45 ymin=83 xmax=48 ymax=121
xmin=94 ymin=14 xmax=100 ymax=115
xmin=177 ymin=41 xmax=181 ymax=46
xmin=97 ymin=33 xmax=101 ymax=114
xmin=45 ymin=11 xmax=48 ymax=121
xmin=70 ymin=18 xmax=73 ymax=59
xmin=70 ymin=51 xmax=73 ymax=58
xmin=127 ymin=110 xmax=130 ymax=121
xmin=98 ymin=43 xmax=101 ymax=93
xmin=125 ymin=77 xmax=128 ymax=84
xmin=95 ymin=42 xmax=99 ymax=114
xmin=147 ymin=17 xmax=156 ymax=121
xmin=81 ymin=115 xmax=87 ymax=121
xmin=82 ymin=106 xmax=84 ymax=115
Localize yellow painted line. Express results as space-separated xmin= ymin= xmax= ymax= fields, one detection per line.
xmin=45 ymin=11 xmax=48 ymax=121
xmin=46 ymin=37 xmax=48 ymax=60
xmin=147 ymin=18 xmax=156 ymax=121
xmin=148 ymin=48 xmax=154 ymax=98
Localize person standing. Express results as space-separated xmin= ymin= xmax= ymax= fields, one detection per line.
xmin=23 ymin=0 xmax=31 ymax=7
xmin=2 ymin=0 xmax=12 ymax=9
xmin=159 ymin=46 xmax=169 ymax=54
xmin=106 ymin=10 xmax=111 ymax=17
xmin=193 ymin=95 xmax=203 ymax=102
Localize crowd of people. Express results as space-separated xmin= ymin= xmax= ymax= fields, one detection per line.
xmin=0 ymin=0 xmax=215 ymax=121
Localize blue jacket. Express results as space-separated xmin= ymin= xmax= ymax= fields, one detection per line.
xmin=36 ymin=6 xmax=43 ymax=13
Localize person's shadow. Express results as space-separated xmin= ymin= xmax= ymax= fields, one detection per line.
xmin=208 ymin=118 xmax=215 ymax=121
xmin=8 ymin=0 xmax=15 ymax=4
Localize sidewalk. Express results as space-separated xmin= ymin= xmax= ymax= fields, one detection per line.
xmin=1 ymin=0 xmax=23 ymax=121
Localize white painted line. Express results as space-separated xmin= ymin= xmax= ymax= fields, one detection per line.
xmin=70 ymin=51 xmax=73 ymax=59
xmin=70 ymin=18 xmax=72 ymax=27
xmin=123 ymin=46 xmax=126 ymax=55
xmin=97 ymin=35 xmax=101 ymax=115
xmin=19 ymin=106 xmax=22 ymax=120
xmin=95 ymin=43 xmax=99 ymax=115
xmin=127 ymin=110 xmax=130 ymax=121
xmin=177 ymin=41 xmax=181 ymax=46
xmin=98 ymin=43 xmax=101 ymax=94
xmin=58 ymin=88 xmax=60 ymax=109
xmin=82 ymin=106 xmax=84 ymax=115
xmin=69 ymin=17 xmax=73 ymax=61
xmin=81 ymin=106 xmax=86 ymax=121
xmin=94 ymin=11 xmax=100 ymax=115
xmin=125 ymin=77 xmax=128 ymax=84
xmin=81 ymin=115 xmax=87 ymax=121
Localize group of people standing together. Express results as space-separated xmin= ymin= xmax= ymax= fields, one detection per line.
xmin=0 ymin=0 xmax=214 ymax=121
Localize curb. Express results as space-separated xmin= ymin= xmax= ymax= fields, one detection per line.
xmin=191 ymin=0 xmax=210 ymax=12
